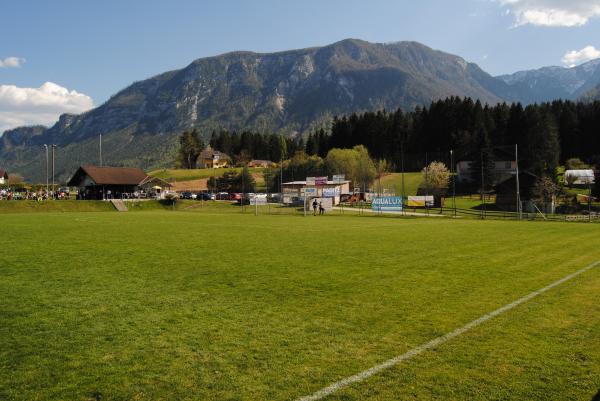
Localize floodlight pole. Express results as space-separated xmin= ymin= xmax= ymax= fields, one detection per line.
xmin=515 ymin=143 xmax=521 ymax=220
xmin=51 ymin=144 xmax=56 ymax=199
xmin=241 ymin=164 xmax=245 ymax=213
xmin=588 ymin=180 xmax=592 ymax=223
xmin=480 ymin=151 xmax=485 ymax=219
xmin=451 ymin=149 xmax=456 ymax=217
xmin=401 ymin=139 xmax=405 ymax=216
xmin=99 ymin=134 xmax=102 ymax=166
xmin=266 ymin=169 xmax=270 ymax=215
xmin=425 ymin=152 xmax=429 ymax=215
xmin=213 ymin=154 xmax=217 ymax=199
xmin=43 ymin=144 xmax=49 ymax=195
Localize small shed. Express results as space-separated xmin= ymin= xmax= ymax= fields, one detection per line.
xmin=139 ymin=176 xmax=173 ymax=197
xmin=494 ymin=172 xmax=537 ymax=211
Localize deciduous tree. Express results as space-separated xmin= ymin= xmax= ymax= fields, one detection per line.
xmin=422 ymin=161 xmax=450 ymax=189
xmin=176 ymin=129 xmax=204 ymax=169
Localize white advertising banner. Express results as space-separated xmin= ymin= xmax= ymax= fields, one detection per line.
xmin=322 ymin=187 xmax=340 ymax=197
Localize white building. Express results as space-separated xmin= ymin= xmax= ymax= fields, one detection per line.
xmin=0 ymin=170 xmax=8 ymax=186
xmin=564 ymin=169 xmax=595 ymax=185
xmin=281 ymin=180 xmax=351 ymax=205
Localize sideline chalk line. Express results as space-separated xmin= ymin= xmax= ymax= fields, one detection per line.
xmin=297 ymin=259 xmax=600 ymax=401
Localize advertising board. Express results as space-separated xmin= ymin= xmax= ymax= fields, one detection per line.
xmin=302 ymin=187 xmax=317 ymax=196
xmin=322 ymin=187 xmax=340 ymax=197
xmin=315 ymin=176 xmax=328 ymax=185
xmin=371 ymin=196 xmax=403 ymax=212
xmin=406 ymin=196 xmax=434 ymax=207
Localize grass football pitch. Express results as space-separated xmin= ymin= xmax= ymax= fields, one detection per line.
xmin=1 ymin=210 xmax=599 ymax=400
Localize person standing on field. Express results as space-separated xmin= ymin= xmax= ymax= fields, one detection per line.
xmin=312 ymin=199 xmax=318 ymax=215
xmin=319 ymin=201 xmax=324 ymax=215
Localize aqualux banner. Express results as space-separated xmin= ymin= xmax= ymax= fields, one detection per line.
xmin=372 ymin=196 xmax=403 ymax=212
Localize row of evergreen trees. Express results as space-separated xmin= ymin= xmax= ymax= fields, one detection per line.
xmin=208 ymin=130 xmax=302 ymax=163
xmin=306 ymin=97 xmax=600 ymax=180
xmin=177 ymin=129 xmax=302 ymax=169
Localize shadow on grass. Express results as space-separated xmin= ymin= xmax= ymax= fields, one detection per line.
xmin=591 ymin=389 xmax=600 ymax=401
xmin=471 ymin=203 xmax=502 ymax=211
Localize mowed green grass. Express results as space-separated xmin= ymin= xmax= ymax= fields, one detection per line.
xmin=148 ymin=167 xmax=266 ymax=182
xmin=377 ymin=172 xmax=422 ymax=195
xmin=1 ymin=211 xmax=599 ymax=400
xmin=0 ymin=200 xmax=114 ymax=213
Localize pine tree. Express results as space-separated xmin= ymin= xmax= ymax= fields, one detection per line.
xmin=305 ymin=132 xmax=319 ymax=155
xmin=469 ymin=127 xmax=495 ymax=190
xmin=592 ymin=169 xmax=600 ymax=198
xmin=278 ymin=134 xmax=288 ymax=161
xmin=316 ymin=128 xmax=329 ymax=157
xmin=235 ymin=166 xmax=256 ymax=193
xmin=523 ymin=107 xmax=559 ymax=177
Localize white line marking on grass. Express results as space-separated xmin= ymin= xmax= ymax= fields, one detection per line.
xmin=297 ymin=259 xmax=600 ymax=401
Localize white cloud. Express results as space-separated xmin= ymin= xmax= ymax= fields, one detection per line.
xmin=500 ymin=0 xmax=600 ymax=27
xmin=0 ymin=56 xmax=26 ymax=68
xmin=0 ymin=82 xmax=94 ymax=134
xmin=561 ymin=46 xmax=600 ymax=67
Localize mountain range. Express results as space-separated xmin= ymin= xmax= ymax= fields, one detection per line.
xmin=497 ymin=59 xmax=600 ymax=104
xmin=2 ymin=38 xmax=600 ymax=182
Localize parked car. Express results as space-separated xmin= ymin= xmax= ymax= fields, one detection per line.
xmin=216 ymin=192 xmax=229 ymax=200
xmin=180 ymin=191 xmax=197 ymax=200
xmin=197 ymin=192 xmax=214 ymax=201
xmin=196 ymin=192 xmax=210 ymax=200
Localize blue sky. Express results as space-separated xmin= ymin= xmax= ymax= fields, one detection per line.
xmin=2 ymin=0 xmax=600 ymax=132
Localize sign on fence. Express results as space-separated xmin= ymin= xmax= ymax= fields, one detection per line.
xmin=306 ymin=177 xmax=316 ymax=186
xmin=249 ymin=195 xmax=268 ymax=205
xmin=372 ymin=196 xmax=403 ymax=212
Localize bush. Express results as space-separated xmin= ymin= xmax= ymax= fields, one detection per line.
xmin=565 ymin=158 xmax=588 ymax=170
